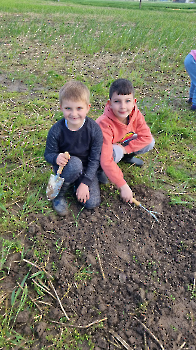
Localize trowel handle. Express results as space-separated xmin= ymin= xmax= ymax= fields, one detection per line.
xmin=132 ymin=197 xmax=141 ymax=206
xmin=56 ymin=152 xmax=70 ymax=175
xmin=57 ymin=165 xmax=64 ymax=175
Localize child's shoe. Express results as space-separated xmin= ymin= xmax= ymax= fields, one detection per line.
xmin=52 ymin=182 xmax=70 ymax=216
xmin=191 ymin=104 xmax=196 ymax=111
xmin=52 ymin=196 xmax=68 ymax=216
xmin=123 ymin=153 xmax=144 ymax=167
xmin=187 ymin=98 xmax=192 ymax=104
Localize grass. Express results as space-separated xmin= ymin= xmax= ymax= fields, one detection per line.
xmin=0 ymin=0 xmax=196 ymax=347
xmin=0 ymin=270 xmax=32 ymax=349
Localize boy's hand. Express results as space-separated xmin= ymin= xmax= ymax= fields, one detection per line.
xmin=76 ymin=183 xmax=90 ymax=204
xmin=56 ymin=153 xmax=70 ymax=167
xmin=114 ymin=143 xmax=127 ymax=154
xmin=120 ymin=183 xmax=133 ymax=203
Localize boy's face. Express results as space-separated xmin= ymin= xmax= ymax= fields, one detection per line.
xmin=109 ymin=92 xmax=136 ymax=123
xmin=60 ymin=99 xmax=91 ymax=130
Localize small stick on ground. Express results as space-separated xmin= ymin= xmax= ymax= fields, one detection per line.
xmin=48 ymin=280 xmax=70 ymax=321
xmin=96 ymin=248 xmax=105 ymax=279
xmin=109 ymin=329 xmax=133 ymax=350
xmin=93 ymin=233 xmax=105 ymax=279
xmin=37 ymin=277 xmax=50 ymax=291
xmin=32 ymin=279 xmax=56 ymax=299
xmin=61 ymin=283 xmax=72 ymax=300
xmin=189 ymin=310 xmax=194 ymax=327
xmin=0 ymin=276 xmax=7 ymax=282
xmin=45 ymin=250 xmax=50 ymax=267
xmin=23 ymin=258 xmax=53 ymax=279
xmin=134 ymin=317 xmax=165 ymax=350
xmin=106 ymin=335 xmax=122 ymax=349
xmin=0 ymin=292 xmax=7 ymax=304
xmin=151 ymin=222 xmax=155 ymax=229
xmin=36 ymin=300 xmax=52 ymax=307
xmin=108 ymin=262 xmax=124 ymax=272
xmin=177 ymin=342 xmax=186 ymax=350
xmin=144 ymin=330 xmax=149 ymax=350
xmin=23 ymin=259 xmax=70 ymax=320
xmin=128 ymin=163 xmax=135 ymax=169
xmin=49 ymin=317 xmax=107 ymax=329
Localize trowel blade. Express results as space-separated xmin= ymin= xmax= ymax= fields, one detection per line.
xmin=46 ymin=174 xmax=64 ymax=200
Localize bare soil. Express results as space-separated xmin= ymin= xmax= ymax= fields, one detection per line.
xmin=2 ymin=185 xmax=196 ymax=349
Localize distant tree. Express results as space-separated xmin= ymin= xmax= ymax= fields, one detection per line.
xmin=139 ymin=0 xmax=142 ymax=9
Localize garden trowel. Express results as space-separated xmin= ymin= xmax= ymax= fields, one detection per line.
xmin=46 ymin=152 xmax=70 ymax=201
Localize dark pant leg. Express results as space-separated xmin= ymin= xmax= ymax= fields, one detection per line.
xmin=134 ymin=138 xmax=155 ymax=155
xmin=53 ymin=156 xmax=83 ymax=183
xmin=85 ymin=175 xmax=100 ymax=209
xmin=75 ymin=175 xmax=100 ymax=209
xmin=54 ymin=158 xmax=100 ymax=209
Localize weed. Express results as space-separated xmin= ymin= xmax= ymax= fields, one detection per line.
xmin=0 ymin=183 xmax=8 ymax=213
xmin=177 ymin=241 xmax=188 ymax=252
xmin=187 ymin=284 xmax=196 ymax=299
xmin=2 ymin=273 xmax=29 ymax=328
xmin=0 ymin=322 xmax=33 ymax=349
xmin=0 ymin=239 xmax=23 ymax=271
xmin=137 ymin=301 xmax=149 ymax=315
xmin=74 ymin=265 xmax=95 ymax=281
xmin=55 ymin=238 xmax=66 ymax=256
xmin=75 ymin=249 xmax=83 ymax=258
xmin=69 ymin=205 xmax=84 ymax=227
xmin=52 ymin=261 xmax=57 ymax=271
xmin=45 ymin=326 xmax=94 ymax=349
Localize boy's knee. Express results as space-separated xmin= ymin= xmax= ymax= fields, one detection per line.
xmin=67 ymin=156 xmax=83 ymax=172
xmin=61 ymin=156 xmax=83 ymax=182
xmin=84 ymin=178 xmax=101 ymax=209
xmin=136 ymin=138 xmax=155 ymax=155
xmin=85 ymin=198 xmax=100 ymax=209
xmin=53 ymin=156 xmax=83 ymax=174
xmin=148 ymin=137 xmax=155 ymax=151
xmin=113 ymin=144 xmax=124 ymax=163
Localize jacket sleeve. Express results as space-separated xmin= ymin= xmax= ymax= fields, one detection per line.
xmin=80 ymin=121 xmax=103 ymax=187
xmin=99 ymin=122 xmax=127 ymax=188
xmin=44 ymin=122 xmax=61 ymax=166
xmin=124 ymin=110 xmax=153 ymax=154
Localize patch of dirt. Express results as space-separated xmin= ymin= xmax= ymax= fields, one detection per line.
xmin=0 ymin=73 xmax=45 ymax=93
xmin=1 ymin=186 xmax=196 ymax=349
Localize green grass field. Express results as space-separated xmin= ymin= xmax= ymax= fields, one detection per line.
xmin=0 ymin=0 xmax=196 ymax=347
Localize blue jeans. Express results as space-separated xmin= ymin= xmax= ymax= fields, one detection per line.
xmin=113 ymin=137 xmax=155 ymax=163
xmin=53 ymin=156 xmax=100 ymax=209
xmin=184 ymin=53 xmax=196 ymax=106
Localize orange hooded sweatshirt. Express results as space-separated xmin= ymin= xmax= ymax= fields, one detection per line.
xmin=96 ymin=101 xmax=153 ymax=188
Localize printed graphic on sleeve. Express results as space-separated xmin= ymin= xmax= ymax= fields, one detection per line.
xmin=120 ymin=132 xmax=137 ymax=146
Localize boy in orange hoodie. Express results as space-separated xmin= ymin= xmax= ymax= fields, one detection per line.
xmin=96 ymin=78 xmax=155 ymax=203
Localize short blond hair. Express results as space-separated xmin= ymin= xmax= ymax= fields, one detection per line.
xmin=59 ymin=80 xmax=90 ymax=106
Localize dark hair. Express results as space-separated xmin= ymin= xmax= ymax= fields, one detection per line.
xmin=109 ymin=79 xmax=134 ymax=99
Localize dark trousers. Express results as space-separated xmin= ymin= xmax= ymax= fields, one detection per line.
xmin=53 ymin=156 xmax=100 ymax=209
